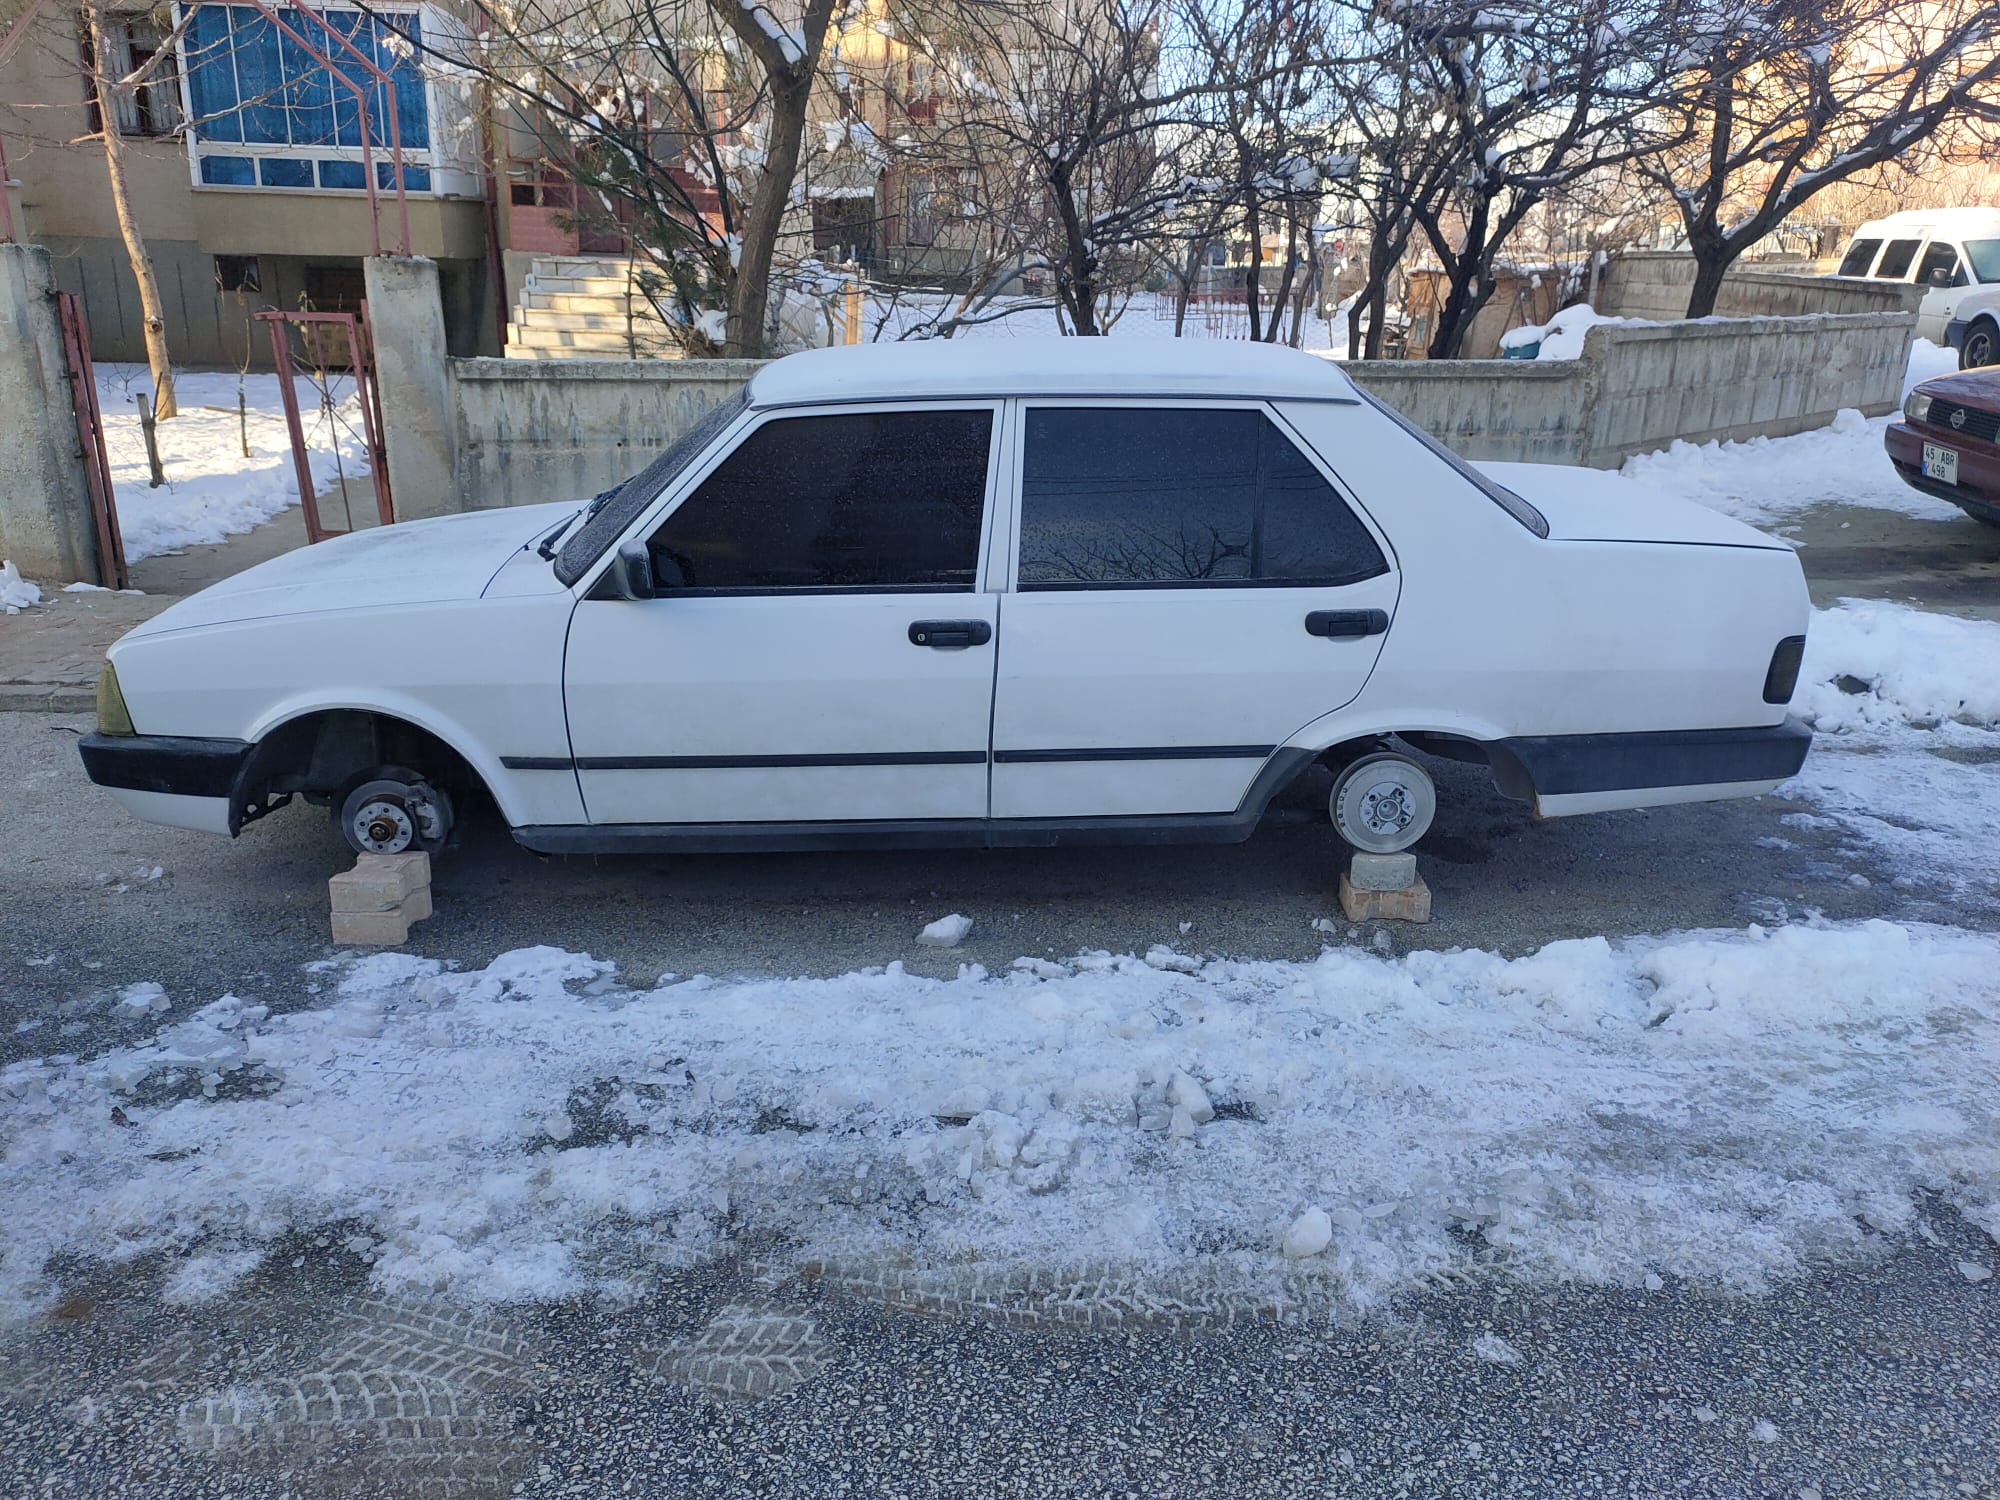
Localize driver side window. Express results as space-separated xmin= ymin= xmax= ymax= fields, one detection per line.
xmin=646 ymin=408 xmax=994 ymax=592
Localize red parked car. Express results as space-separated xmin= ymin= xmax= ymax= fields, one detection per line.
xmin=1886 ymin=367 xmax=2000 ymax=526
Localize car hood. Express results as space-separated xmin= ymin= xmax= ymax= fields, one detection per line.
xmin=1477 ymin=462 xmax=1790 ymax=550
xmin=125 ymin=502 xmax=581 ymax=636
xmin=1915 ymin=365 xmax=2000 ymax=407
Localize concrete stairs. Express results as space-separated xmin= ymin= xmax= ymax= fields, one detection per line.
xmin=504 ymin=255 xmax=684 ymax=359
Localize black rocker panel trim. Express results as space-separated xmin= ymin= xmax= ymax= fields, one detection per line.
xmin=1489 ymin=720 xmax=1811 ymax=800
xmin=78 ymin=731 xmax=254 ymax=799
xmin=991 ymin=745 xmax=1275 ymax=764
xmin=511 ymin=747 xmax=1318 ymax=855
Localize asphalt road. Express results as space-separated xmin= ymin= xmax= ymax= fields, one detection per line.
xmin=2 ymin=498 xmax=1998 ymax=1497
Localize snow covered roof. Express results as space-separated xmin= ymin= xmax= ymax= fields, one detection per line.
xmin=746 ymin=337 xmax=1362 ymax=407
xmin=1852 ymin=206 xmax=2000 ymax=238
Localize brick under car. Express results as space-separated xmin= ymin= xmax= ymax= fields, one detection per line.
xmin=1885 ymin=367 xmax=2000 ymax=526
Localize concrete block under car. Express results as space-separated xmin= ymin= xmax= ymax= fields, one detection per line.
xmin=1346 ymin=852 xmax=1418 ymax=891
xmin=1338 ymin=871 xmax=1432 ymax=924
xmin=329 ymin=852 xmax=431 ymax=912
xmin=328 ymin=852 xmax=432 ymax=945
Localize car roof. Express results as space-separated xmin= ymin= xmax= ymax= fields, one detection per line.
xmin=1851 ymin=206 xmax=2000 ymax=239
xmin=744 ymin=336 xmax=1363 ymax=408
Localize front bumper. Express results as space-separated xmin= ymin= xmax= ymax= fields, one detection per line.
xmin=1945 ymin=318 xmax=1968 ymax=351
xmin=1884 ymin=419 xmax=2000 ymax=522
xmin=79 ymin=731 xmax=254 ymax=797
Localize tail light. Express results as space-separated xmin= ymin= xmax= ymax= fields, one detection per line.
xmin=1763 ymin=635 xmax=1806 ymax=705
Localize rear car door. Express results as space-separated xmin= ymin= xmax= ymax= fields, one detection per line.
xmin=562 ymin=403 xmax=1002 ymax=826
xmin=990 ymin=401 xmax=1399 ymax=820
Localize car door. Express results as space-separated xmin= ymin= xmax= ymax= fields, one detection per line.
xmin=562 ymin=403 xmax=1003 ymax=826
xmin=1914 ymin=240 xmax=1967 ymax=342
xmin=989 ymin=401 xmax=1399 ymax=821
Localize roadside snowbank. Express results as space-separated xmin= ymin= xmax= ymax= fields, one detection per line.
xmin=4 ymin=921 xmax=1995 ymax=1316
xmin=1796 ymin=599 xmax=2000 ymax=732
xmin=96 ymin=365 xmax=373 ymax=562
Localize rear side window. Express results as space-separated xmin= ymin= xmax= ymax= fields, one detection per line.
xmin=1874 ymin=238 xmax=1921 ymax=279
xmin=1916 ymin=242 xmax=1963 ymax=286
xmin=646 ymin=408 xmax=992 ymax=591
xmin=1836 ymin=238 xmax=1881 ymax=276
xmin=1017 ymin=407 xmax=1388 ymax=589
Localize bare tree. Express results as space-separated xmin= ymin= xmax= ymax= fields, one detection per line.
xmin=78 ymin=0 xmax=189 ymax=416
xmin=1639 ymin=0 xmax=2000 ymax=318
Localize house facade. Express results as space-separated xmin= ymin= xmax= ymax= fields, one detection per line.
xmin=0 ymin=0 xmax=500 ymax=366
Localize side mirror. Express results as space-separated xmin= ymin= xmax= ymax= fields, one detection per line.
xmin=1927 ymin=267 xmax=1955 ymax=288
xmin=610 ymin=539 xmax=656 ymax=600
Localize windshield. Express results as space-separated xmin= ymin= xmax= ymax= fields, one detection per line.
xmin=552 ymin=387 xmax=752 ymax=587
xmin=1965 ymin=238 xmax=2000 ymax=284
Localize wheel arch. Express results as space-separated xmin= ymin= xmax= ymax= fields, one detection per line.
xmin=231 ymin=698 xmax=516 ymax=833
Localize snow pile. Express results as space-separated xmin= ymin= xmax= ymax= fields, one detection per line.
xmin=0 ymin=559 xmax=42 ymax=614
xmin=95 ymin=366 xmax=373 ymax=562
xmin=1498 ymin=303 xmax=1653 ymax=360
xmin=1616 ymin=341 xmax=1962 ymax=525
xmin=1795 ymin=600 xmax=2000 ymax=732
xmin=3 ymin=924 xmax=1996 ymax=1316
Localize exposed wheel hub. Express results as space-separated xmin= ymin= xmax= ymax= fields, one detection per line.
xmin=1359 ymin=780 xmax=1415 ymax=836
xmin=353 ymin=798 xmax=416 ymax=854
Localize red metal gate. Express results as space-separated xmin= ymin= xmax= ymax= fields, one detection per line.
xmin=53 ymin=292 xmax=129 ymax=590
xmin=256 ymin=307 xmax=394 ymax=544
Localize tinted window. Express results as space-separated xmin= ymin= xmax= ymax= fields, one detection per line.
xmin=1916 ymin=242 xmax=1963 ymax=286
xmin=1966 ymin=238 xmax=2000 ymax=283
xmin=554 ymin=388 xmax=749 ymax=587
xmin=647 ymin=408 xmax=991 ymax=591
xmin=1836 ymin=238 xmax=1881 ymax=276
xmin=1874 ymin=238 xmax=1920 ymax=279
xmin=1018 ymin=408 xmax=1387 ymax=588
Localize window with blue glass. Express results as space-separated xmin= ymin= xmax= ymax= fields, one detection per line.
xmin=185 ymin=6 xmax=431 ymax=189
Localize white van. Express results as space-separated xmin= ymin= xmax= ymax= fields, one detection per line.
xmin=1833 ymin=207 xmax=2000 ymax=343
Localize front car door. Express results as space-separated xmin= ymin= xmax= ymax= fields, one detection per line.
xmin=562 ymin=402 xmax=1003 ymax=827
xmin=989 ymin=401 xmax=1399 ymax=820
xmin=1914 ymin=239 xmax=1968 ymax=341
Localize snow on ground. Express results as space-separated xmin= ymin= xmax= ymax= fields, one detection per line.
xmin=1780 ymin=599 xmax=2000 ymax=897
xmin=94 ymin=365 xmax=373 ymax=563
xmin=2 ymin=920 xmax=1995 ymax=1317
xmin=1614 ymin=340 xmax=1962 ymax=526
xmin=1796 ymin=599 xmax=2000 ymax=734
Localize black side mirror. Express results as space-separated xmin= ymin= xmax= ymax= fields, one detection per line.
xmin=611 ymin=539 xmax=656 ymax=600
xmin=1927 ymin=267 xmax=1955 ymax=288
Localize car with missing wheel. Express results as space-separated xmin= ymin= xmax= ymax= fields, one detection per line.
xmin=1886 ymin=365 xmax=2000 ymax=526
xmin=80 ymin=339 xmax=1813 ymax=863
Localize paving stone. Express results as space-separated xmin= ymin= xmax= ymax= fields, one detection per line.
xmin=329 ymin=853 xmax=431 ymax=912
xmin=1339 ymin=872 xmax=1432 ymax=923
xmin=330 ymin=908 xmax=413 ymax=946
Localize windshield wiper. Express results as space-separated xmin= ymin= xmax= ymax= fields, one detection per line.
xmin=533 ymin=508 xmax=584 ymax=561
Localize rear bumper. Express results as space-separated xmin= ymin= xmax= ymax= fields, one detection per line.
xmin=1490 ymin=719 xmax=1812 ymax=817
xmin=1884 ymin=420 xmax=2000 ymax=520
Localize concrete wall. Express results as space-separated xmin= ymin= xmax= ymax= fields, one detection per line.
xmin=452 ymin=358 xmax=762 ymax=508
xmin=1351 ymin=308 xmax=1914 ymax=468
xmin=371 ymin=262 xmax=1917 ymax=513
xmin=0 ymin=243 xmax=103 ymax=582
xmin=1598 ymin=251 xmax=1925 ymax=323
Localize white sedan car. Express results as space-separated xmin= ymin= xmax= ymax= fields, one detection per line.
xmin=81 ymin=339 xmax=1812 ymax=860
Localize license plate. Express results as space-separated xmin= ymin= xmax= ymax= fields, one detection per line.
xmin=1923 ymin=442 xmax=1959 ymax=485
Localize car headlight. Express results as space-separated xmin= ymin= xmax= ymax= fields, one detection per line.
xmin=1904 ymin=390 xmax=1932 ymax=424
xmin=96 ymin=662 xmax=135 ymax=737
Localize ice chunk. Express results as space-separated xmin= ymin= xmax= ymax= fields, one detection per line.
xmin=1282 ymin=1208 xmax=1333 ymax=1259
xmin=917 ymin=913 xmax=973 ymax=947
